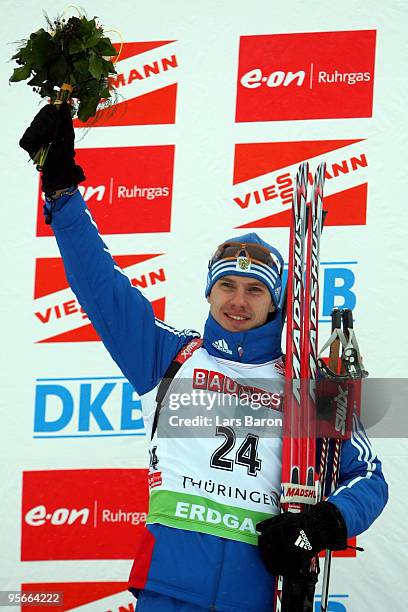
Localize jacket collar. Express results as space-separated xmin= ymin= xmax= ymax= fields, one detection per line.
xmin=203 ymin=312 xmax=282 ymax=364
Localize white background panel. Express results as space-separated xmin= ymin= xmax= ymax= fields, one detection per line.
xmin=0 ymin=1 xmax=407 ymax=610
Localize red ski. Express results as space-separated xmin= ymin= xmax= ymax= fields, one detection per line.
xmin=275 ymin=162 xmax=326 ymax=612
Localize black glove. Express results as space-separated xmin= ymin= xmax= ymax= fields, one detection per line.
xmin=19 ymin=102 xmax=85 ymax=195
xmin=256 ymin=501 xmax=347 ymax=576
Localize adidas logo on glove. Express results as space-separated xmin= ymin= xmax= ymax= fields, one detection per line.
xmin=294 ymin=529 xmax=312 ymax=550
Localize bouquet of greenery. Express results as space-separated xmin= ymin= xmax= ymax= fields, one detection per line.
xmin=10 ymin=11 xmax=118 ymax=164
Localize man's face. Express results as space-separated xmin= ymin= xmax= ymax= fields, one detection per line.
xmin=207 ymin=275 xmax=275 ymax=332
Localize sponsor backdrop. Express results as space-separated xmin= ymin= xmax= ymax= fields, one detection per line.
xmin=1 ymin=1 xmax=407 ymax=610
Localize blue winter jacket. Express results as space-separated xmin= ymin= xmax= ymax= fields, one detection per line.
xmin=49 ymin=192 xmax=388 ymax=612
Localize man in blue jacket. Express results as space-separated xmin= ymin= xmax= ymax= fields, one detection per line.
xmin=20 ymin=104 xmax=388 ymax=612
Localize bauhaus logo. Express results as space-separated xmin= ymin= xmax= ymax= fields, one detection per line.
xmin=36 ymin=146 xmax=174 ymax=237
xmin=232 ymin=139 xmax=368 ymax=228
xmin=236 ymin=30 xmax=376 ymax=121
xmin=21 ymin=582 xmax=131 ymax=612
xmin=33 ymin=254 xmax=166 ymax=343
xmin=21 ymin=469 xmax=149 ymax=560
xmin=73 ymin=40 xmax=178 ymax=127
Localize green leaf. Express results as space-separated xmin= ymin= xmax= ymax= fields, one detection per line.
xmin=85 ymin=31 xmax=103 ymax=48
xmin=85 ymin=77 xmax=100 ymax=95
xmin=73 ymin=57 xmax=89 ymax=75
xmin=30 ymin=28 xmax=46 ymax=40
xmin=95 ymin=38 xmax=117 ymax=57
xmin=20 ymin=43 xmax=33 ymax=63
xmin=101 ymin=58 xmax=116 ymax=76
xmin=30 ymin=29 xmax=55 ymax=66
xmin=9 ymin=63 xmax=32 ymax=82
xmin=27 ymin=70 xmax=47 ymax=86
xmin=68 ymin=36 xmax=85 ymax=54
xmin=48 ymin=54 xmax=69 ymax=83
xmin=78 ymin=17 xmax=96 ymax=38
xmin=100 ymin=86 xmax=110 ymax=98
xmin=89 ymin=54 xmax=103 ymax=79
xmin=78 ymin=95 xmax=99 ymax=122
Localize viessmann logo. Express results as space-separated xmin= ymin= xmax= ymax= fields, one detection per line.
xmin=236 ymin=30 xmax=376 ymax=121
xmin=21 ymin=469 xmax=149 ymax=560
xmin=73 ymin=40 xmax=178 ymax=127
xmin=36 ymin=145 xmax=174 ymax=237
xmin=232 ymin=139 xmax=368 ymax=228
xmin=33 ymin=254 xmax=166 ymax=343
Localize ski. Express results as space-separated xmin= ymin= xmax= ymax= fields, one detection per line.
xmin=301 ymin=161 xmax=326 ymax=500
xmin=275 ymin=162 xmax=326 ymax=612
xmin=274 ymin=161 xmax=308 ymax=611
xmin=277 ymin=157 xmax=368 ymax=610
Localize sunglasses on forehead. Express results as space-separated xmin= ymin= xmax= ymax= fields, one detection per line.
xmin=210 ymin=242 xmax=282 ymax=276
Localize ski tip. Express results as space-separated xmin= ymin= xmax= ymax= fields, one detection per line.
xmin=297 ymin=161 xmax=309 ymax=182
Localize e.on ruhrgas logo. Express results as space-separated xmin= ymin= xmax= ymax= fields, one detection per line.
xmin=34 ymin=254 xmax=166 ymax=343
xmin=36 ymin=146 xmax=174 ymax=237
xmin=236 ymin=30 xmax=376 ymax=121
xmin=22 ymin=582 xmax=131 ymax=612
xmin=232 ymin=139 xmax=368 ymax=228
xmin=21 ymin=469 xmax=149 ymax=561
xmin=74 ymin=40 xmax=178 ymax=127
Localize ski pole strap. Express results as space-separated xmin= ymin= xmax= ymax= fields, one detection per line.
xmin=151 ymin=338 xmax=203 ymax=440
xmin=317 ymin=328 xmax=368 ymax=380
xmin=317 ymin=327 xmax=347 ymax=359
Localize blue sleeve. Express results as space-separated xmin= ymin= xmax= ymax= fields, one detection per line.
xmin=328 ymin=413 xmax=388 ymax=537
xmin=49 ymin=191 xmax=200 ymax=394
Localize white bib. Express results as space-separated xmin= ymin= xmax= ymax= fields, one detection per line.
xmin=144 ymin=347 xmax=284 ymax=545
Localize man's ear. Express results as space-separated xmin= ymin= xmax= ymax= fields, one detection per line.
xmin=206 ymin=294 xmax=211 ymax=304
xmin=268 ymin=300 xmax=276 ymax=313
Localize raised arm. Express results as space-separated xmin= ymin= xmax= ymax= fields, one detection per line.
xmin=20 ymin=103 xmax=199 ymax=394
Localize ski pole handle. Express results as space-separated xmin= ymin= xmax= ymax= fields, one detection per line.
xmin=331 ymin=308 xmax=342 ymax=332
xmin=328 ymin=308 xmax=341 ymax=373
xmin=342 ymin=308 xmax=353 ymax=332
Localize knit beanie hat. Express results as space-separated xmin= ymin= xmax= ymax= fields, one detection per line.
xmin=205 ymin=232 xmax=284 ymax=308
